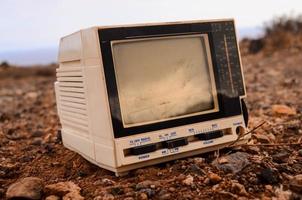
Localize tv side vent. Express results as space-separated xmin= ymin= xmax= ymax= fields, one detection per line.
xmin=55 ymin=60 xmax=89 ymax=137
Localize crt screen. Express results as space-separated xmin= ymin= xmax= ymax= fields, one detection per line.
xmin=111 ymin=35 xmax=218 ymax=127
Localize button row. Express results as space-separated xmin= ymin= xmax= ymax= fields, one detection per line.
xmin=195 ymin=130 xmax=223 ymax=140
xmin=127 ymin=131 xmax=224 ymax=156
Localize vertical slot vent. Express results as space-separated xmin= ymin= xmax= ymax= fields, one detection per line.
xmin=56 ymin=62 xmax=89 ymax=136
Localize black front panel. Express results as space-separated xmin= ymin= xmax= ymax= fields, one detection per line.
xmin=98 ymin=20 xmax=245 ymax=138
xmin=211 ymin=21 xmax=245 ymax=96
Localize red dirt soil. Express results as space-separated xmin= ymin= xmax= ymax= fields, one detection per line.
xmin=0 ymin=48 xmax=301 ymax=199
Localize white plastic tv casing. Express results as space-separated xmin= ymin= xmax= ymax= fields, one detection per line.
xmin=55 ymin=20 xmax=250 ymax=176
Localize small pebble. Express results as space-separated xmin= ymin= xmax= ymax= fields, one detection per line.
xmin=258 ymin=168 xmax=279 ymax=184
xmin=168 ymin=187 xmax=176 ymax=192
xmin=231 ymin=181 xmax=248 ymax=196
xmin=31 ymin=130 xmax=44 ymax=137
xmin=272 ymin=152 xmax=289 ymax=163
xmin=6 ymin=177 xmax=43 ymax=200
xmin=289 ymin=174 xmax=302 ymax=194
xmin=45 ymin=195 xmax=60 ymax=200
xmin=159 ymin=193 xmax=171 ymax=200
xmin=298 ymin=149 xmax=302 ymax=156
xmin=182 ymin=175 xmax=194 ymax=186
xmin=138 ymin=192 xmax=148 ymax=200
xmin=102 ymin=178 xmax=115 ymax=186
xmin=30 ymin=138 xmax=43 ymax=146
xmin=208 ymin=173 xmax=222 ymax=184
xmin=102 ymin=193 xmax=114 ymax=200
xmin=193 ymin=157 xmax=205 ymax=164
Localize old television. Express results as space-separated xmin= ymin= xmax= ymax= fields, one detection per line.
xmin=55 ymin=19 xmax=250 ymax=176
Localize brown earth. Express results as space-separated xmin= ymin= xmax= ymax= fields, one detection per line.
xmin=0 ymin=48 xmax=301 ymax=199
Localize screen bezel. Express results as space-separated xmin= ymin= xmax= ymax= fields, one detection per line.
xmin=111 ymin=34 xmax=219 ymax=128
xmin=98 ymin=21 xmax=242 ymax=138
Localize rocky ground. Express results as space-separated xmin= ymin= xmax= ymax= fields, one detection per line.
xmin=0 ymin=48 xmax=301 ymax=200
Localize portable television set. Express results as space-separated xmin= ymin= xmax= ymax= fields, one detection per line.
xmin=54 ymin=19 xmax=250 ymax=176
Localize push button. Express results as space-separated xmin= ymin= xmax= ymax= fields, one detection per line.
xmin=162 ymin=137 xmax=188 ymax=149
xmin=130 ymin=143 xmax=157 ymax=155
xmin=195 ymin=131 xmax=223 ymax=140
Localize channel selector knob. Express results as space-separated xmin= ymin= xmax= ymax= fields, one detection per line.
xmin=162 ymin=137 xmax=188 ymax=149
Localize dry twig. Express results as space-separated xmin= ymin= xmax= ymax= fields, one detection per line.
xmin=228 ymin=121 xmax=267 ymax=147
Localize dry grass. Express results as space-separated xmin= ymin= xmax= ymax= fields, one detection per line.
xmin=0 ymin=64 xmax=57 ymax=79
xmin=241 ymin=15 xmax=302 ymax=54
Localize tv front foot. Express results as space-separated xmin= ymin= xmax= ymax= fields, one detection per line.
xmin=115 ymin=171 xmax=129 ymax=177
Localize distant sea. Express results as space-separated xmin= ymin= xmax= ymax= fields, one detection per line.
xmin=0 ymin=27 xmax=262 ymax=66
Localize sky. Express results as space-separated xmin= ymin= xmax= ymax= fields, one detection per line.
xmin=0 ymin=0 xmax=302 ymax=65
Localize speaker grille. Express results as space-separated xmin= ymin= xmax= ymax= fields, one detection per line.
xmin=56 ymin=61 xmax=89 ymax=136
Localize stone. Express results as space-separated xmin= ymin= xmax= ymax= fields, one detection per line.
xmin=267 ymin=133 xmax=276 ymax=141
xmin=56 ymin=130 xmax=62 ymax=143
xmin=140 ymin=188 xmax=155 ymax=197
xmin=265 ymin=185 xmax=273 ymax=191
xmin=208 ymin=173 xmax=222 ymax=184
xmin=272 ymin=152 xmax=290 ymax=163
xmin=253 ymin=134 xmax=270 ymax=143
xmin=44 ymin=134 xmax=54 ymax=143
xmin=176 ymin=174 xmax=186 ymax=181
xmin=231 ymin=181 xmax=248 ymax=196
xmin=0 ymin=188 xmax=5 ymax=198
xmin=203 ymin=178 xmax=210 ymax=184
xmin=20 ymin=155 xmax=33 ymax=163
xmin=44 ymin=181 xmax=81 ymax=197
xmin=257 ymin=168 xmax=279 ymax=184
xmin=261 ymin=195 xmax=272 ymax=200
xmin=31 ymin=130 xmax=44 ymax=137
xmin=26 ymin=92 xmax=38 ymax=99
xmin=193 ymin=157 xmax=205 ymax=164
xmin=298 ymin=149 xmax=302 ymax=156
xmin=43 ymin=143 xmax=55 ymax=154
xmin=30 ymin=138 xmax=43 ymax=146
xmin=0 ymin=112 xmax=8 ymax=122
xmin=0 ymin=163 xmax=19 ymax=175
xmin=159 ymin=193 xmax=172 ymax=200
xmin=93 ymin=180 xmax=102 ymax=186
xmin=63 ymin=191 xmax=84 ymax=200
xmin=123 ymin=187 xmax=133 ymax=194
xmin=6 ymin=177 xmax=43 ymax=200
xmin=217 ymin=157 xmax=228 ymax=164
xmin=0 ymin=170 xmax=5 ymax=178
xmin=182 ymin=175 xmax=194 ymax=186
xmin=274 ymin=186 xmax=292 ymax=200
xmin=93 ymin=196 xmax=103 ymax=200
xmin=110 ymin=186 xmax=123 ymax=196
xmin=137 ymin=180 xmax=152 ymax=190
xmin=102 ymin=193 xmax=115 ymax=200
xmin=183 ymin=194 xmax=193 ymax=199
xmin=125 ymin=191 xmax=135 ymax=197
xmin=138 ymin=192 xmax=148 ymax=200
xmin=244 ymin=146 xmax=260 ymax=154
xmin=187 ymin=164 xmax=205 ymax=175
xmin=272 ymin=105 xmax=297 ymax=115
xmin=212 ymin=152 xmax=250 ymax=174
xmin=168 ymin=187 xmax=176 ymax=192
xmin=289 ymin=174 xmax=302 ymax=194
xmin=5 ymin=128 xmax=26 ymax=140
xmin=102 ymin=178 xmax=116 ymax=186
xmin=136 ymin=180 xmax=159 ymax=190
xmin=45 ymin=195 xmax=60 ymax=200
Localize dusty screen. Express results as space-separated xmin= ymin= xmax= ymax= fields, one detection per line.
xmin=111 ymin=35 xmax=218 ymax=127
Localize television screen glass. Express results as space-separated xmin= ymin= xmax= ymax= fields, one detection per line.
xmin=111 ymin=34 xmax=218 ymax=127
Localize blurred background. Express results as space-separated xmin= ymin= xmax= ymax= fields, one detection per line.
xmin=0 ymin=0 xmax=302 ymax=66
